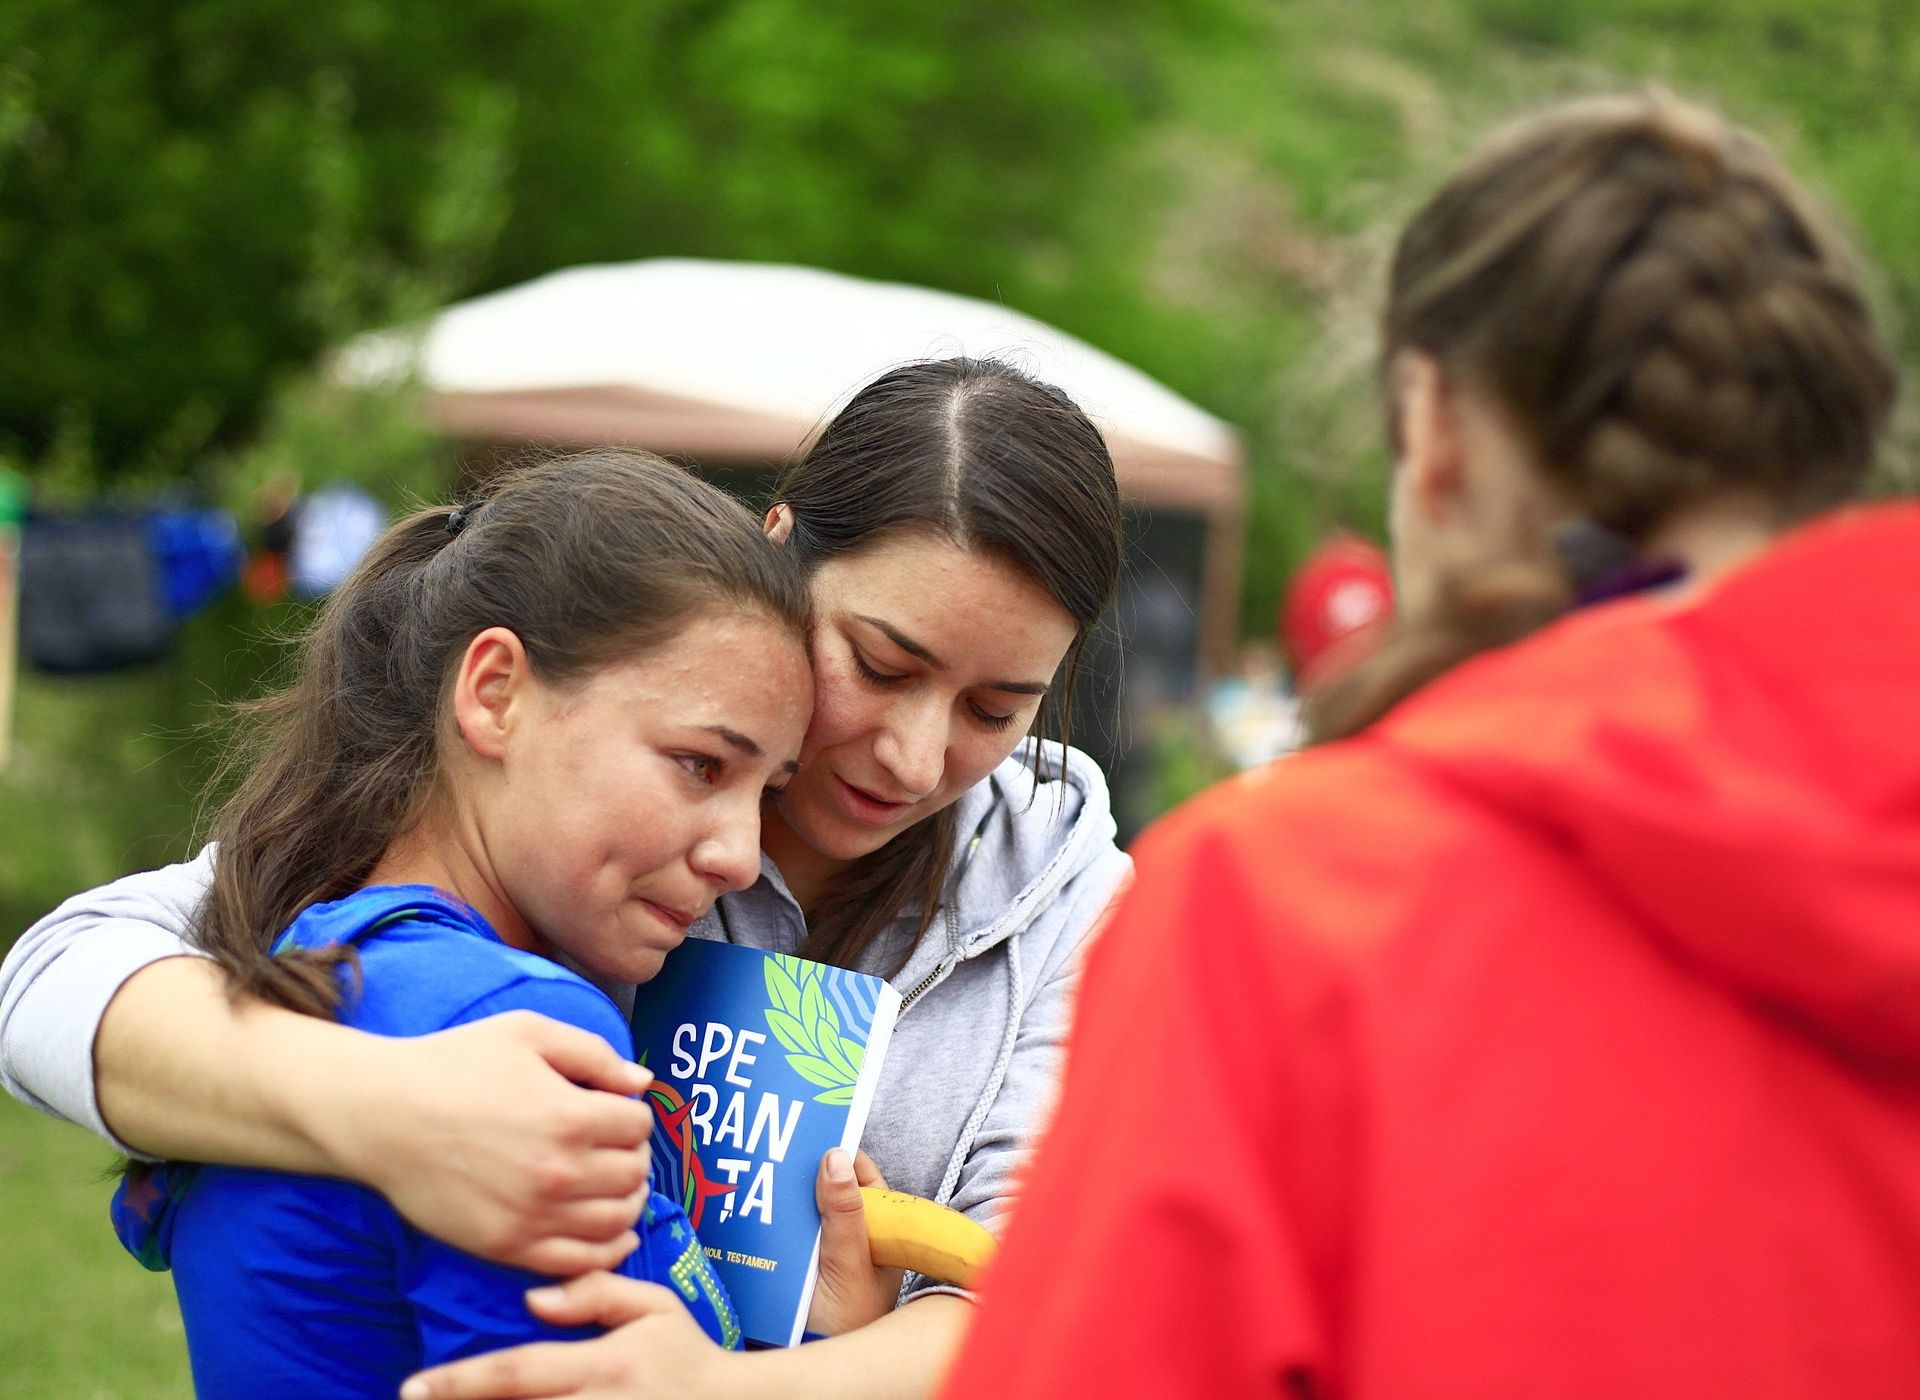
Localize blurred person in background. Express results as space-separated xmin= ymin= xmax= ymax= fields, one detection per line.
xmin=1207 ymin=532 xmax=1396 ymax=770
xmin=1279 ymin=529 xmax=1394 ymax=697
xmin=1203 ymin=640 xmax=1301 ymax=770
xmin=940 ymin=91 xmax=1920 ymax=1400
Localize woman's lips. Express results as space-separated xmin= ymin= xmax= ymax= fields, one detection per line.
xmin=831 ymin=774 xmax=912 ymax=828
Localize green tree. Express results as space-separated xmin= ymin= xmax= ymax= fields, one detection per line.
xmin=0 ymin=0 xmax=1216 ymax=474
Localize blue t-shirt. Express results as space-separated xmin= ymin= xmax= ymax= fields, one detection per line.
xmin=111 ymin=885 xmax=741 ymax=1399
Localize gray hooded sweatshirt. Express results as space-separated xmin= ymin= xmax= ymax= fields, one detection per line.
xmin=0 ymin=740 xmax=1130 ymax=1298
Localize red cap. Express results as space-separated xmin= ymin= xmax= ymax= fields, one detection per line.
xmin=1280 ymin=532 xmax=1394 ymax=692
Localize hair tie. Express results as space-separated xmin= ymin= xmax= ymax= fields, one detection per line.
xmin=1553 ymin=518 xmax=1686 ymax=606
xmin=445 ymin=503 xmax=479 ymax=537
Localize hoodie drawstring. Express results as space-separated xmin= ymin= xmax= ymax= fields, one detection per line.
xmin=933 ymin=927 xmax=1024 ymax=1209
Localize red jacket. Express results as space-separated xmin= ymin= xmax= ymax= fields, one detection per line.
xmin=941 ymin=506 xmax=1920 ymax=1400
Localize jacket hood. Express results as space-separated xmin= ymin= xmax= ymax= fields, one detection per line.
xmin=1377 ymin=505 xmax=1920 ymax=1071
xmin=941 ymin=739 xmax=1121 ymax=959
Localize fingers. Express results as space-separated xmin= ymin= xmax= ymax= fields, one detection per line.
xmin=558 ymin=1148 xmax=651 ymax=1202
xmin=805 ymin=1149 xmax=903 ymax=1335
xmin=523 ymin=1140 xmax=649 ymax=1207
xmin=815 ymin=1149 xmax=872 ymax=1274
xmin=566 ymin=1093 xmax=653 ymax=1152
xmin=401 ymin=1340 xmax=581 ymax=1400
xmin=510 ymin=1012 xmax=654 ymax=1099
xmin=817 ymin=1148 xmax=865 ymax=1218
xmin=546 ymin=1191 xmax=648 ymax=1245
xmin=851 ymin=1149 xmax=889 ymax=1190
xmin=523 ymin=1274 xmax=683 ymax=1328
xmin=514 ymin=1230 xmax=640 ymax=1279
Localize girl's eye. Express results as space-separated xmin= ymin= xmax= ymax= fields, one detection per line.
xmin=969 ymin=703 xmax=1018 ymax=733
xmin=678 ymin=754 xmax=722 ymax=785
xmin=851 ymin=650 xmax=907 ymax=686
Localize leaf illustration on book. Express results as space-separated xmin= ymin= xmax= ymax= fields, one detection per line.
xmin=816 ymin=1019 xmax=859 ymax=1080
xmin=765 ymin=1008 xmax=811 ymax=1057
xmin=799 ymin=975 xmax=833 ymax=1039
xmin=762 ymin=959 xmax=863 ymax=1103
xmin=788 ymin=1053 xmax=853 ymax=1089
xmin=765 ymin=956 xmax=805 ymax=1020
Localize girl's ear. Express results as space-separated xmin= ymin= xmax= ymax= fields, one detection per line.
xmin=451 ymin=627 xmax=530 ymax=761
xmin=764 ymin=503 xmax=796 ymax=545
xmin=1394 ymin=350 xmax=1467 ymax=525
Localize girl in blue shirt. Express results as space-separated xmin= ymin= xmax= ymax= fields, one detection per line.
xmin=110 ymin=451 xmax=815 ymax=1398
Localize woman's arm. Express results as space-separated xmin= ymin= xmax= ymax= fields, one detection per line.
xmin=103 ymin=958 xmax=658 ymax=1276
xmin=401 ymin=1276 xmax=973 ymax=1400
xmin=398 ymin=974 xmax=730 ymax=1359
xmin=401 ymin=865 xmax=1134 ymax=1400
xmin=2 ymin=851 xmax=215 ymax=1137
xmin=2 ymin=854 xmax=657 ymax=1274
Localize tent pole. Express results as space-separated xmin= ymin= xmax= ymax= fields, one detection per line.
xmin=1199 ymin=499 xmax=1245 ymax=681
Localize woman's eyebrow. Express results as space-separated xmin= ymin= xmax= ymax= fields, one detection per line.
xmin=855 ymin=614 xmax=944 ymax=668
xmin=854 ymin=614 xmax=1049 ymax=696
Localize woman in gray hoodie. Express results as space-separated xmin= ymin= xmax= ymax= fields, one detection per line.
xmin=0 ymin=358 xmax=1132 ymax=1399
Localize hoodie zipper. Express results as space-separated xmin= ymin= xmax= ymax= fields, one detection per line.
xmin=897 ymin=820 xmax=990 ymax=1013
xmin=897 ymin=953 xmax=955 ymax=1013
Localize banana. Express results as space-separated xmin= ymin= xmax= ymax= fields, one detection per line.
xmin=859 ymin=1187 xmax=997 ymax=1289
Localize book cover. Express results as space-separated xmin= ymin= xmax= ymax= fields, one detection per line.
xmin=629 ymin=939 xmax=902 ymax=1347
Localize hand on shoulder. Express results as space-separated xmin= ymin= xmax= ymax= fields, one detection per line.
xmin=327 ymin=1011 xmax=655 ymax=1275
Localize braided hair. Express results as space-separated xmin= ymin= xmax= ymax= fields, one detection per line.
xmin=1307 ymin=92 xmax=1898 ymax=742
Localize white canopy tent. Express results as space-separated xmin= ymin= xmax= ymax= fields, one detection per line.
xmin=337 ymin=258 xmax=1245 ymax=671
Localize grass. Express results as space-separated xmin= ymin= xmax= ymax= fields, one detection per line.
xmin=0 ymin=1095 xmax=193 ymax=1396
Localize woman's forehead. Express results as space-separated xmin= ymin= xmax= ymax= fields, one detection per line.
xmin=813 ymin=534 xmax=1076 ymax=677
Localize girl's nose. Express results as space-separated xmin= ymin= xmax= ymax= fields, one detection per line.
xmin=692 ymin=797 xmax=764 ymax=892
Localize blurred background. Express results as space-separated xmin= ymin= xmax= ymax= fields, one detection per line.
xmin=2 ymin=0 xmax=1917 ymax=1392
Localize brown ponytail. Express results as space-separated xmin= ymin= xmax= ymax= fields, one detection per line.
xmin=198 ymin=450 xmax=808 ymax=1017
xmin=1308 ymin=92 xmax=1898 ymax=744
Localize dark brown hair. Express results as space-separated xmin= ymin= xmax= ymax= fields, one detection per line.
xmin=200 ymin=449 xmax=809 ymax=1018
xmin=774 ymin=357 xmax=1122 ymax=971
xmin=1308 ymin=92 xmax=1898 ymax=742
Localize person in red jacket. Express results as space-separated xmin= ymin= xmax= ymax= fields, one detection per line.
xmin=1278 ymin=532 xmax=1393 ymax=695
xmin=940 ymin=92 xmax=1920 ymax=1399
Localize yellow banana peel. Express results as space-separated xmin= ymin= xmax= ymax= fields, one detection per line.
xmin=859 ymin=1187 xmax=997 ymax=1289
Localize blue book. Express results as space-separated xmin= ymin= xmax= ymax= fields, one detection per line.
xmin=629 ymin=940 xmax=902 ymax=1347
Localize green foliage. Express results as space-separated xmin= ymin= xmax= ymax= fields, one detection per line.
xmin=0 ymin=1097 xmax=191 ymax=1397
xmin=0 ymin=0 xmax=1209 ymax=472
xmin=0 ymin=589 xmax=305 ymax=940
xmin=5 ymin=0 xmax=1917 ymax=616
